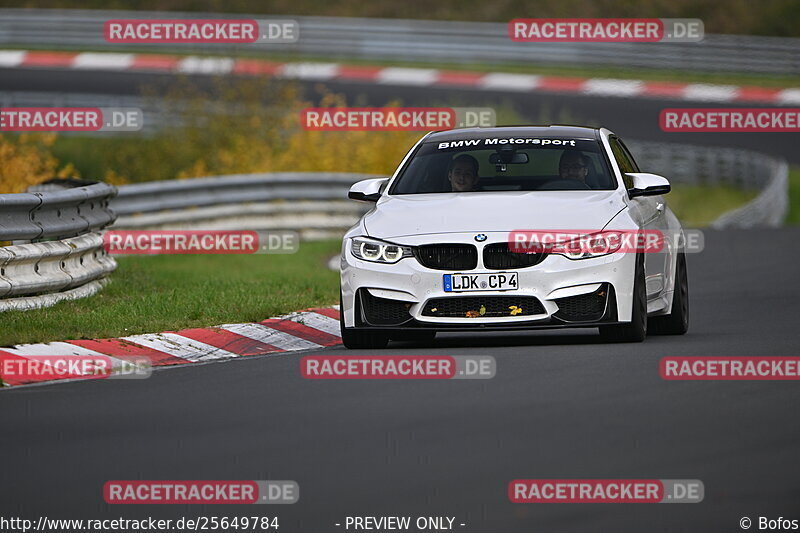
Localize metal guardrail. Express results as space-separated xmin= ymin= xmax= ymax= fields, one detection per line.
xmin=1 ymin=9 xmax=799 ymax=74
xmin=112 ymin=173 xmax=374 ymax=239
xmin=711 ymin=160 xmax=789 ymax=228
xmin=0 ymin=181 xmax=116 ymax=240
xmin=625 ymin=141 xmax=789 ymax=227
xmin=627 ymin=141 xmax=781 ymax=189
xmin=0 ymin=181 xmax=118 ymax=311
xmin=0 ymin=232 xmax=114 ymax=295
xmin=113 ymin=173 xmax=372 ymax=215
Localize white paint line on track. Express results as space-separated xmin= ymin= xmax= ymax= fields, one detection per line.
xmin=777 ymin=88 xmax=800 ymax=105
xmin=682 ymin=83 xmax=739 ymax=102
xmin=219 ymin=323 xmax=322 ymax=351
xmin=121 ymin=333 xmax=238 ymax=362
xmin=478 ymin=73 xmax=541 ymax=91
xmin=279 ymin=62 xmax=339 ymax=80
xmin=0 ymin=50 xmax=26 ymax=67
xmin=177 ymin=56 xmax=235 ymax=75
xmin=73 ymin=53 xmax=134 ymax=70
xmin=377 ymin=67 xmax=439 ymax=86
xmin=583 ymin=78 xmax=644 ymax=97
xmin=285 ymin=312 xmax=341 ymax=337
xmin=3 ymin=342 xmax=106 ymax=357
xmin=1 ymin=342 xmax=129 ymax=374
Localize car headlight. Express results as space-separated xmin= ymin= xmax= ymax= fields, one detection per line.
xmin=551 ymin=231 xmax=623 ymax=260
xmin=350 ymin=237 xmax=413 ymax=264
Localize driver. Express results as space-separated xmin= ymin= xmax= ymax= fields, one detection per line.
xmin=448 ymin=154 xmax=480 ymax=192
xmin=558 ymin=151 xmax=590 ymax=184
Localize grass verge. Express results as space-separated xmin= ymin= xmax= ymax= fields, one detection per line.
xmin=0 ymin=240 xmax=341 ymax=347
xmin=667 ymin=184 xmax=757 ymax=227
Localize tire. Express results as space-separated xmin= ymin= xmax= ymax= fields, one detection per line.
xmin=339 ymin=294 xmax=389 ymax=349
xmin=390 ymin=330 xmax=437 ymax=343
xmin=599 ymin=254 xmax=647 ymax=343
xmin=649 ymin=252 xmax=689 ymax=335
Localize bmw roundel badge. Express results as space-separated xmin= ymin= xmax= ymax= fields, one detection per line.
xmin=474 ymin=234 xmax=487 ymax=242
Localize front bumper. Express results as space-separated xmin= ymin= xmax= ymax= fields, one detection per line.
xmin=340 ymin=232 xmax=637 ymax=330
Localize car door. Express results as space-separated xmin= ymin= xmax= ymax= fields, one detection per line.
xmin=610 ymin=136 xmax=669 ymax=300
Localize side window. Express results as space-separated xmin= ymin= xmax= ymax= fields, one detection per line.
xmin=609 ymin=137 xmax=636 ymax=188
xmin=617 ymin=139 xmax=641 ymax=172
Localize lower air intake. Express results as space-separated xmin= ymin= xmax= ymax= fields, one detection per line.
xmin=422 ymin=296 xmax=545 ymax=318
xmin=553 ymin=284 xmax=610 ymax=322
xmin=359 ymin=290 xmax=413 ymax=325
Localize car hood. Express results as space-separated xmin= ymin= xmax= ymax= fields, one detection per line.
xmin=363 ymin=191 xmax=627 ymax=238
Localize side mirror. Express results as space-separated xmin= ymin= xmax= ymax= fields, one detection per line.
xmin=626 ymin=173 xmax=671 ymax=198
xmin=348 ymin=178 xmax=389 ymax=202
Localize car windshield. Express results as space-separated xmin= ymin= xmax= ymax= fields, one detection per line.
xmin=390 ymin=137 xmax=616 ymax=194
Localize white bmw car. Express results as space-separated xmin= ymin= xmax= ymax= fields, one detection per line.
xmin=339 ymin=126 xmax=689 ymax=348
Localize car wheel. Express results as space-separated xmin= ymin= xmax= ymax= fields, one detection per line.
xmin=339 ymin=294 xmax=389 ymax=349
xmin=599 ymin=254 xmax=647 ymax=343
xmin=649 ymin=252 xmax=689 ymax=335
xmin=390 ymin=330 xmax=437 ymax=343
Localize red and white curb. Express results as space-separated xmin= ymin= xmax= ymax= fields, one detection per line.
xmin=0 ymin=306 xmax=341 ymax=387
xmin=1 ymin=49 xmax=798 ymax=105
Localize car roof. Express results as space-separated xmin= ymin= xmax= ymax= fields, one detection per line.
xmin=425 ymin=125 xmax=600 ymax=142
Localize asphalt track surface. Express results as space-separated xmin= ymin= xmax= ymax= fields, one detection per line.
xmin=2 ymin=228 xmax=800 ymax=532
xmin=1 ymin=67 xmax=799 ymax=164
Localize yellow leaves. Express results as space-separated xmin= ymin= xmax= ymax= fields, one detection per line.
xmin=156 ymin=83 xmax=421 ymax=179
xmin=102 ymin=168 xmax=129 ymax=186
xmin=56 ymin=163 xmax=81 ymax=180
xmin=266 ymin=128 xmax=418 ymax=175
xmin=176 ymin=159 xmax=212 ymax=180
xmin=0 ymin=134 xmax=77 ymax=193
xmin=509 ymin=305 xmax=523 ymax=316
xmin=0 ymin=81 xmax=425 ymax=191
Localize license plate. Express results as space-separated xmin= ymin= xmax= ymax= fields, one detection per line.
xmin=443 ymin=272 xmax=518 ymax=292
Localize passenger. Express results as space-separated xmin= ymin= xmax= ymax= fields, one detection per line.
xmin=447 ymin=154 xmax=480 ymax=192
